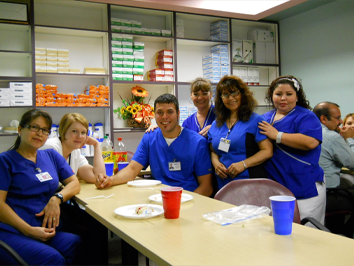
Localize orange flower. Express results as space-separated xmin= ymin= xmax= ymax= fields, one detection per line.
xmin=132 ymin=86 xmax=148 ymax=97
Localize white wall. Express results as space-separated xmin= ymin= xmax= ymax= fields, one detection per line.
xmin=279 ymin=0 xmax=354 ymax=117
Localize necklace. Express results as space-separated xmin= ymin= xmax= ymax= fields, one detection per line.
xmin=228 ymin=118 xmax=238 ymax=129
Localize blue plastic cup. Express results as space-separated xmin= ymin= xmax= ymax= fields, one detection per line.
xmin=104 ymin=162 xmax=114 ymax=176
xmin=118 ymin=162 xmax=129 ymax=171
xmin=269 ymin=195 xmax=296 ymax=235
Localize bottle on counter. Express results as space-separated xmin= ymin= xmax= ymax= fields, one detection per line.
xmin=101 ymin=134 xmax=113 ymax=162
xmin=113 ymin=137 xmax=127 ymax=174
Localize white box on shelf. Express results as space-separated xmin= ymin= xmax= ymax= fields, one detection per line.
xmin=0 ymin=88 xmax=10 ymax=95
xmin=253 ymin=42 xmax=276 ymax=64
xmin=10 ymin=100 xmax=32 ymax=106
xmin=9 ymin=82 xmax=32 ymax=88
xmin=247 ymin=68 xmax=254 ymax=85
xmin=265 ymin=42 xmax=276 ymax=64
xmin=0 ymin=94 xmax=10 ymax=100
xmin=242 ymin=40 xmax=253 ymax=63
xmin=0 ymin=100 xmax=10 ymax=106
xmin=10 ymin=87 xmax=32 ymax=94
xmin=248 ymin=29 xmax=274 ymax=42
xmin=10 ymin=94 xmax=32 ymax=100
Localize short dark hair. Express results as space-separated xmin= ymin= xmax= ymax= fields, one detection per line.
xmin=154 ymin=93 xmax=179 ymax=112
xmin=313 ymin=101 xmax=340 ymax=121
xmin=215 ymin=75 xmax=257 ymax=127
xmin=8 ymin=109 xmax=52 ymax=151
xmin=265 ymin=75 xmax=311 ymax=110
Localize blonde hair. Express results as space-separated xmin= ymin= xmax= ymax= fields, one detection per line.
xmin=343 ymin=113 xmax=354 ymax=125
xmin=59 ymin=113 xmax=89 ymax=140
xmin=190 ymin=77 xmax=212 ymax=93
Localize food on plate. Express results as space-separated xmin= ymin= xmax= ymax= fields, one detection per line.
xmin=135 ymin=205 xmax=155 ymax=215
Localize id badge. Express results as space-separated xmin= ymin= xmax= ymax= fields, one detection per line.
xmin=36 ymin=172 xmax=53 ymax=182
xmin=218 ymin=138 xmax=231 ymax=153
xmin=169 ymin=162 xmax=181 ymax=171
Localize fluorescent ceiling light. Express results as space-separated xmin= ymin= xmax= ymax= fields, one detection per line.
xmin=198 ymin=0 xmax=290 ymax=15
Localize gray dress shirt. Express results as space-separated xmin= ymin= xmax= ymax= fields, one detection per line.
xmin=319 ymin=124 xmax=354 ymax=188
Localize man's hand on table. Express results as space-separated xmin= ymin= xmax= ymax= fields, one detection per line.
xmin=95 ymin=173 xmax=113 ymax=189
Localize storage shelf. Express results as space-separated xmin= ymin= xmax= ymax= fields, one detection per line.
xmin=232 ymin=62 xmax=279 ymax=67
xmin=112 ymin=80 xmax=175 ymax=86
xmin=0 ymin=50 xmax=31 ymax=54
xmin=36 ymin=73 xmax=109 ymax=78
xmin=177 ymin=38 xmax=229 ymax=47
xmin=36 ymin=106 xmax=110 ymax=109
xmin=35 ymin=26 xmax=108 ymax=38
xmin=0 ymin=76 xmax=32 ymax=81
xmin=0 ymin=133 xmax=18 ymax=137
xmin=113 ymin=128 xmax=146 ymax=133
xmin=113 ymin=33 xmax=173 ymax=43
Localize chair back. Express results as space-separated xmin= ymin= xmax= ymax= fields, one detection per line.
xmin=214 ymin=178 xmax=301 ymax=224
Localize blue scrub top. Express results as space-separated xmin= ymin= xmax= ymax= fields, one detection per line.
xmin=182 ymin=105 xmax=216 ymax=134
xmin=0 ymin=149 xmax=74 ymax=234
xmin=263 ymin=106 xmax=324 ymax=199
xmin=132 ymin=127 xmax=212 ymax=192
xmin=208 ymin=113 xmax=268 ymax=189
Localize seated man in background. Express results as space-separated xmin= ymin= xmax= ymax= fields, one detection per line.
xmin=96 ymin=93 xmax=213 ymax=197
xmin=313 ymin=101 xmax=354 ymax=236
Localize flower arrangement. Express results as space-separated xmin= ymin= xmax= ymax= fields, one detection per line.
xmin=113 ymin=86 xmax=155 ymax=128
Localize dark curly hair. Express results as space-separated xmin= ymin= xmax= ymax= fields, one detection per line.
xmin=265 ymin=75 xmax=311 ymax=110
xmin=215 ymin=75 xmax=257 ymax=127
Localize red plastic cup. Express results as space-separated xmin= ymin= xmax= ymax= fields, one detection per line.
xmin=161 ymin=187 xmax=183 ymax=219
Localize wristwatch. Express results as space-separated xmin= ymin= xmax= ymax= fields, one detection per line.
xmin=54 ymin=193 xmax=64 ymax=204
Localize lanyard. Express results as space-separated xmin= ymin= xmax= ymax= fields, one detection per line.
xmin=68 ymin=153 xmax=71 ymax=166
xmin=225 ymin=120 xmax=237 ymax=140
xmin=194 ymin=106 xmax=213 ymax=132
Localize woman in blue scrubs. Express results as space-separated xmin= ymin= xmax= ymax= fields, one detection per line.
xmin=258 ymin=75 xmax=325 ymax=224
xmin=0 ymin=109 xmax=81 ymax=265
xmin=147 ymin=77 xmax=216 ymax=137
xmin=208 ymin=75 xmax=273 ymax=190
xmin=181 ymin=77 xmax=216 ymax=137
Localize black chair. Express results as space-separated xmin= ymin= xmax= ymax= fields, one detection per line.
xmin=0 ymin=240 xmax=28 ymax=266
xmin=214 ymin=178 xmax=329 ymax=231
xmin=325 ymin=187 xmax=354 ymax=237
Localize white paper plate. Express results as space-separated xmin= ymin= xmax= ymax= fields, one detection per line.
xmin=127 ymin=180 xmax=161 ymax=187
xmin=114 ymin=204 xmax=164 ymax=219
xmin=148 ymin=193 xmax=193 ymax=203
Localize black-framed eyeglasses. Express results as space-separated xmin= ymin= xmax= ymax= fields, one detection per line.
xmin=221 ymin=91 xmax=240 ymax=99
xmin=23 ymin=124 xmax=51 ymax=136
xmin=329 ymin=115 xmax=341 ymax=120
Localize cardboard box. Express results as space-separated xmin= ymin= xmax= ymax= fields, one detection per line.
xmin=10 ymin=87 xmax=32 ymax=94
xmin=10 ymin=100 xmax=32 ymax=106
xmin=134 ymin=75 xmax=144 ymax=81
xmin=0 ymin=94 xmax=10 ymax=100
xmin=0 ymin=100 xmax=10 ymax=106
xmin=248 ymin=30 xmax=274 ymax=42
xmin=157 ymin=50 xmax=173 ymax=57
xmin=253 ymin=42 xmax=276 ymax=64
xmin=11 ymin=94 xmax=32 ymax=100
xmin=232 ymin=39 xmax=243 ymax=63
xmin=0 ymin=88 xmax=10 ymax=95
xmin=9 ymin=82 xmax=32 ymax=88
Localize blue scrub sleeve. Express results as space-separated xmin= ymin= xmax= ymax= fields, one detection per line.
xmin=254 ymin=115 xmax=268 ymax=143
xmin=296 ymin=112 xmax=322 ymax=142
xmin=0 ymin=154 xmax=12 ymax=191
xmin=132 ymin=133 xmax=149 ymax=168
xmin=194 ymin=138 xmax=213 ymax=177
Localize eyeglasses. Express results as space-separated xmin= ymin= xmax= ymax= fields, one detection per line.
xmin=329 ymin=115 xmax=341 ymax=120
xmin=23 ymin=124 xmax=51 ymax=136
xmin=221 ymin=91 xmax=240 ymax=99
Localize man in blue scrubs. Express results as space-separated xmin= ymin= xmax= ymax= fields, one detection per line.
xmin=96 ymin=93 xmax=213 ymax=196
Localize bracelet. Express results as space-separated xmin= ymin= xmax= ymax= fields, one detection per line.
xmin=242 ymin=160 xmax=247 ymax=170
xmin=276 ymin=132 xmax=283 ymax=144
